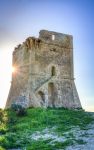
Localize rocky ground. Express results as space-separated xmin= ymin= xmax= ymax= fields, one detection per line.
xmin=29 ymin=114 xmax=94 ymax=150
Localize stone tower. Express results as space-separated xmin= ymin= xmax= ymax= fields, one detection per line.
xmin=6 ymin=30 xmax=82 ymax=109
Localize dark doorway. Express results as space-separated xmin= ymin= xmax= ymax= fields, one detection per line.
xmin=48 ymin=82 xmax=55 ymax=106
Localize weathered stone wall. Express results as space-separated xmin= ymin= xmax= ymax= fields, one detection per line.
xmin=6 ymin=30 xmax=82 ymax=109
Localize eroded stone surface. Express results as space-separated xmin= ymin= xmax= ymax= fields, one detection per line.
xmin=6 ymin=30 xmax=82 ymax=109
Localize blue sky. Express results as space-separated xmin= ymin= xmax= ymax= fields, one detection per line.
xmin=0 ymin=0 xmax=94 ymax=111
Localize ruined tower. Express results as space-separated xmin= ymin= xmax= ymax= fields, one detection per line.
xmin=6 ymin=30 xmax=82 ymax=109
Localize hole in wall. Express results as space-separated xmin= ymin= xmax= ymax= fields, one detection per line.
xmin=51 ymin=66 xmax=56 ymax=76
xmin=52 ymin=34 xmax=55 ymax=40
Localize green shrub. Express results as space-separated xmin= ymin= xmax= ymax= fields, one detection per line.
xmin=0 ymin=109 xmax=4 ymax=123
xmin=8 ymin=117 xmax=17 ymax=125
xmin=11 ymin=104 xmax=27 ymax=116
xmin=0 ymin=146 xmax=6 ymax=150
xmin=11 ymin=103 xmax=21 ymax=111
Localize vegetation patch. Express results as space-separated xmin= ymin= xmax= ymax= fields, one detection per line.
xmin=0 ymin=108 xmax=94 ymax=149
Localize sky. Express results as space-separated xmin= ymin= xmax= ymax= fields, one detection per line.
xmin=0 ymin=0 xmax=94 ymax=111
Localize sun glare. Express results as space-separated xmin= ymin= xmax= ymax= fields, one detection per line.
xmin=12 ymin=66 xmax=16 ymax=73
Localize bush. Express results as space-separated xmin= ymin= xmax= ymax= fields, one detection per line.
xmin=11 ymin=104 xmax=27 ymax=116
xmin=0 ymin=109 xmax=4 ymax=123
xmin=0 ymin=146 xmax=6 ymax=150
xmin=11 ymin=103 xmax=21 ymax=111
xmin=0 ymin=109 xmax=7 ymax=124
xmin=8 ymin=117 xmax=17 ymax=125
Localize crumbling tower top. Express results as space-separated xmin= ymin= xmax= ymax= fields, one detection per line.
xmin=39 ymin=30 xmax=73 ymax=49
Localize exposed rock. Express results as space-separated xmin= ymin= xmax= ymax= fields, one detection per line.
xmin=12 ymin=95 xmax=29 ymax=108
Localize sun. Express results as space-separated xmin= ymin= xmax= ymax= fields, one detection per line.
xmin=12 ymin=66 xmax=16 ymax=73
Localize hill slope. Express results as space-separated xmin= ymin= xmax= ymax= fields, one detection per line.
xmin=0 ymin=108 xmax=94 ymax=150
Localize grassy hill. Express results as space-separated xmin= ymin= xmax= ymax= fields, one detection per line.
xmin=0 ymin=108 xmax=94 ymax=150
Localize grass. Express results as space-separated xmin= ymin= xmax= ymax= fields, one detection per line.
xmin=0 ymin=107 xmax=94 ymax=149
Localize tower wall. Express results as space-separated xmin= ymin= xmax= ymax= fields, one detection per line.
xmin=6 ymin=30 xmax=82 ymax=109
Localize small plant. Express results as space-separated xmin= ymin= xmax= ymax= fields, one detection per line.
xmin=0 ymin=109 xmax=3 ymax=123
xmin=8 ymin=117 xmax=17 ymax=125
xmin=11 ymin=103 xmax=21 ymax=111
xmin=11 ymin=103 xmax=27 ymax=116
